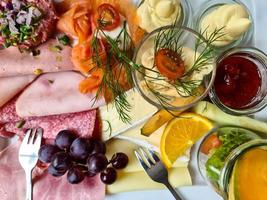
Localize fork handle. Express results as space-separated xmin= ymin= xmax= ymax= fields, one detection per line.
xmin=164 ymin=181 xmax=183 ymax=200
xmin=25 ymin=170 xmax=33 ymax=200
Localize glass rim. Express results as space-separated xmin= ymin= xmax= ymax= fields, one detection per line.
xmin=219 ymin=139 xmax=267 ymax=198
xmin=196 ymin=125 xmax=262 ymax=195
xmin=193 ymin=0 xmax=254 ymax=51
xmin=209 ymin=46 xmax=267 ymax=115
xmin=132 ymin=25 xmax=217 ymax=111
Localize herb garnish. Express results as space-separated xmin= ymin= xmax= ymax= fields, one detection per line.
xmin=0 ymin=1 xmax=43 ymax=48
xmin=91 ymin=21 xmax=140 ymax=123
xmin=88 ymin=20 xmax=224 ymax=123
xmin=57 ymin=34 xmax=71 ymax=46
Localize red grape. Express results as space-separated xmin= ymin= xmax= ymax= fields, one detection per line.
xmin=38 ymin=144 xmax=60 ymax=163
xmin=55 ymin=130 xmax=76 ymax=150
xmin=51 ymin=152 xmax=72 ymax=171
xmin=70 ymin=138 xmax=92 ymax=160
xmin=111 ymin=152 xmax=129 ymax=169
xmin=100 ymin=167 xmax=117 ymax=184
xmin=48 ymin=165 xmax=66 ymax=177
xmin=90 ymin=139 xmax=106 ymax=155
xmin=87 ymin=154 xmax=108 ymax=174
xmin=67 ymin=167 xmax=85 ymax=184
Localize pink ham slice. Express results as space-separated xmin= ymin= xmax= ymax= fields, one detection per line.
xmin=16 ymin=71 xmax=105 ymax=117
xmin=0 ymin=142 xmax=105 ymax=200
xmin=0 ymin=99 xmax=97 ymax=139
xmin=0 ymin=75 xmax=36 ymax=108
xmin=0 ymin=39 xmax=74 ymax=77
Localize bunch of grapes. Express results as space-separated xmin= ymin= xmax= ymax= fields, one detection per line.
xmin=38 ymin=130 xmax=129 ymax=184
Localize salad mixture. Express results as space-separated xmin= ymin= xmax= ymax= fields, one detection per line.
xmin=200 ymin=127 xmax=259 ymax=183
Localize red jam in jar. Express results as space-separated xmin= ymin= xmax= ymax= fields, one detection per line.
xmin=214 ymin=53 xmax=262 ymax=109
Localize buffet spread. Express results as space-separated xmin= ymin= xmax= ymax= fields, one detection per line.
xmin=0 ymin=0 xmax=267 ymax=200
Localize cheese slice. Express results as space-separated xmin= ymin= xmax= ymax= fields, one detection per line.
xmin=100 ymin=89 xmax=158 ymax=141
xmin=107 ymin=168 xmax=191 ymax=194
xmin=106 ymin=139 xmax=191 ymax=194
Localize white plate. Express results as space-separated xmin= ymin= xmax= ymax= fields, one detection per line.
xmin=106 ymin=186 xmax=222 ymax=200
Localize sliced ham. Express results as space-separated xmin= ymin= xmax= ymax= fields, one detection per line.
xmin=16 ymin=71 xmax=105 ymax=117
xmin=0 ymin=75 xmax=35 ymax=108
xmin=0 ymin=142 xmax=105 ymax=200
xmin=0 ymin=39 xmax=74 ymax=77
xmin=0 ymin=99 xmax=97 ymax=139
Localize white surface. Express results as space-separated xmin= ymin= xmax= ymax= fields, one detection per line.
xmin=107 ymin=186 xmax=222 ymax=200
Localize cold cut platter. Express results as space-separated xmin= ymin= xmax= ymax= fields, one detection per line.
xmin=0 ymin=0 xmax=267 ymax=200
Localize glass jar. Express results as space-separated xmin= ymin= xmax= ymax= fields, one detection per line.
xmin=209 ymin=47 xmax=267 ymax=115
xmin=137 ymin=0 xmax=193 ymax=33
xmin=194 ymin=0 xmax=254 ymax=52
xmin=132 ymin=25 xmax=217 ymax=111
xmin=197 ymin=125 xmax=265 ymax=199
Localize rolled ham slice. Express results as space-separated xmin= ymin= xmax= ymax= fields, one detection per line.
xmin=0 ymin=39 xmax=74 ymax=77
xmin=0 ymin=75 xmax=35 ymax=108
xmin=16 ymin=71 xmax=105 ymax=117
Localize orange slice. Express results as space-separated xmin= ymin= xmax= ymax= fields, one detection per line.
xmin=160 ymin=112 xmax=213 ymax=168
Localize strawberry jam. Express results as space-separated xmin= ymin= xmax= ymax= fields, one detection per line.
xmin=214 ymin=53 xmax=262 ymax=109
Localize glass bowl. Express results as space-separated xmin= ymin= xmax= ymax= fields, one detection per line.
xmin=137 ymin=0 xmax=193 ymax=33
xmin=197 ymin=125 xmax=262 ymax=196
xmin=209 ymin=47 xmax=267 ymax=116
xmin=132 ymin=25 xmax=217 ymax=111
xmin=194 ymin=0 xmax=254 ymax=52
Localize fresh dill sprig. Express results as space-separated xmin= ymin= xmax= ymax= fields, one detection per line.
xmin=91 ymin=21 xmax=139 ymax=123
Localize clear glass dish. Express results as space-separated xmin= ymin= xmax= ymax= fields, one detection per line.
xmin=209 ymin=46 xmax=267 ymax=115
xmin=132 ymin=25 xmax=217 ymax=111
xmin=197 ymin=125 xmax=262 ymax=198
xmin=194 ymin=0 xmax=254 ymax=52
xmin=137 ymin=0 xmax=193 ymax=32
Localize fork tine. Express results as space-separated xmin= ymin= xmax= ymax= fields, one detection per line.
xmin=148 ymin=149 xmax=160 ymax=163
xmin=21 ymin=129 xmax=32 ymax=145
xmin=34 ymin=128 xmax=43 ymax=147
xmin=134 ymin=150 xmax=149 ymax=170
xmin=28 ymin=129 xmax=36 ymax=144
xmin=139 ymin=148 xmax=155 ymax=166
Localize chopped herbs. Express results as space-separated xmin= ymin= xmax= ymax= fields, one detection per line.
xmin=0 ymin=0 xmax=43 ymax=49
xmin=57 ymin=34 xmax=71 ymax=46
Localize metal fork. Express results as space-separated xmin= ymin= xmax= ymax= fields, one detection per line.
xmin=135 ymin=148 xmax=184 ymax=200
xmin=19 ymin=128 xmax=43 ymax=200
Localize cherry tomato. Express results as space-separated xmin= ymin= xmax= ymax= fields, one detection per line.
xmin=200 ymin=134 xmax=222 ymax=155
xmin=155 ymin=48 xmax=185 ymax=80
xmin=95 ymin=4 xmax=121 ymax=31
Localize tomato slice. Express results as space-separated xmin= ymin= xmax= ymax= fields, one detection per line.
xmin=155 ymin=48 xmax=185 ymax=80
xmin=200 ymin=134 xmax=222 ymax=155
xmin=95 ymin=3 xmax=121 ymax=31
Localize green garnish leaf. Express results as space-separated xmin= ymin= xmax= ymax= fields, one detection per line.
xmin=57 ymin=34 xmax=71 ymax=46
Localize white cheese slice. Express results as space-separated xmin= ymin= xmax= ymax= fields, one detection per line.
xmin=106 ymin=138 xmax=191 ymax=194
xmin=100 ymin=89 xmax=158 ymax=140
